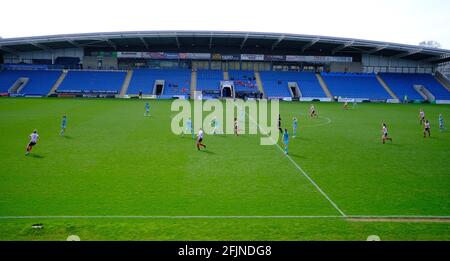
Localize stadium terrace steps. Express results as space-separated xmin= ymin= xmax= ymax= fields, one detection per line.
xmin=120 ymin=70 xmax=134 ymax=97
xmin=315 ymin=73 xmax=333 ymax=98
xmin=254 ymin=71 xmax=266 ymax=98
xmin=126 ymin=69 xmax=190 ymax=97
xmin=259 ymin=71 xmax=328 ymax=99
xmin=379 ymin=73 xmax=450 ymax=101
xmin=190 ymin=69 xmax=197 ymax=98
xmin=376 ymin=74 xmax=398 ymax=99
xmin=0 ymin=69 xmax=63 ymax=96
xmin=48 ymin=70 xmax=68 ymax=96
xmin=223 ymin=71 xmax=229 ymax=80
xmin=434 ymin=71 xmax=450 ymax=92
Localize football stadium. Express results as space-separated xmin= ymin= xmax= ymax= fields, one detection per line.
xmin=0 ymin=29 xmax=449 ymax=243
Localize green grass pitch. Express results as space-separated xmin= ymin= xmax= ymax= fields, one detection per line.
xmin=0 ymin=97 xmax=449 ymax=240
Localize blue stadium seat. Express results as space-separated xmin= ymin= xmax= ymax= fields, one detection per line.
xmin=259 ymin=71 xmax=326 ymax=98
xmin=228 ymin=70 xmax=258 ymax=92
xmin=58 ymin=71 xmax=126 ymax=93
xmin=320 ymin=72 xmax=390 ymax=99
xmin=196 ymin=70 xmax=223 ymax=91
xmin=0 ymin=69 xmax=62 ymax=95
xmin=127 ymin=69 xmax=190 ymax=97
xmin=380 ymin=73 xmax=450 ymax=100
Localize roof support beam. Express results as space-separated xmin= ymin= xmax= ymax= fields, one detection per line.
xmin=209 ymin=32 xmax=213 ymax=49
xmin=0 ymin=45 xmax=19 ymax=54
xmin=139 ymin=37 xmax=149 ymax=49
xmin=174 ymin=33 xmax=180 ymax=48
xmin=331 ymin=40 xmax=355 ymax=54
xmin=419 ymin=54 xmax=449 ymax=64
xmin=301 ymin=38 xmax=320 ymax=52
xmin=67 ymin=39 xmax=82 ymax=48
xmin=271 ymin=35 xmax=285 ymax=50
xmin=391 ymin=49 xmax=422 ymax=59
xmin=28 ymin=41 xmax=51 ymax=50
xmin=101 ymin=37 xmax=117 ymax=49
xmin=367 ymin=44 xmax=389 ymax=54
xmin=240 ymin=33 xmax=249 ymax=49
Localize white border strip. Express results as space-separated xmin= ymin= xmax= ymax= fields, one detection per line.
xmin=0 ymin=215 xmax=342 ymax=219
xmin=0 ymin=215 xmax=448 ymax=219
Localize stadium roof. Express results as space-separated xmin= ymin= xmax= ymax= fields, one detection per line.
xmin=1 ymin=31 xmax=449 ymax=63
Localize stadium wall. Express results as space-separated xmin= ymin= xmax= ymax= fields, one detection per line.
xmin=3 ymin=48 xmax=84 ymax=64
xmin=83 ymin=56 xmax=118 ymax=70
xmin=362 ymin=54 xmax=434 ymax=74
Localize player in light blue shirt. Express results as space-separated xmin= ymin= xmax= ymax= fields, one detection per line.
xmin=212 ymin=117 xmax=219 ymax=135
xmin=439 ymin=114 xmax=445 ymax=131
xmin=283 ymin=128 xmax=289 ymax=155
xmin=144 ymin=102 xmax=150 ymax=117
xmin=293 ymin=117 xmax=298 ymax=138
xmin=60 ymin=114 xmax=67 ymax=136
xmin=186 ymin=117 xmax=194 ymax=139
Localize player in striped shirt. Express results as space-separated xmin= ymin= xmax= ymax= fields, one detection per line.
xmin=196 ymin=128 xmax=207 ymax=150
xmin=419 ymin=109 xmax=425 ymax=125
xmin=424 ymin=120 xmax=431 ymax=138
xmin=25 ymin=129 xmax=39 ymax=156
xmin=381 ymin=123 xmax=392 ymax=144
xmin=310 ymin=104 xmax=318 ymax=118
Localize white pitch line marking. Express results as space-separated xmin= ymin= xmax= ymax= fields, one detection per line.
xmin=301 ymin=116 xmax=332 ymax=128
xmin=246 ymin=112 xmax=346 ymax=217
xmin=0 ymin=215 xmax=342 ymax=219
xmin=0 ymin=215 xmax=448 ymax=220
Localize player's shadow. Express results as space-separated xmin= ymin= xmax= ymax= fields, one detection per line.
xmin=29 ymin=154 xmax=45 ymax=159
xmin=63 ymin=135 xmax=72 ymax=139
xmin=200 ymin=150 xmax=216 ymax=155
xmin=288 ymin=153 xmax=305 ymax=159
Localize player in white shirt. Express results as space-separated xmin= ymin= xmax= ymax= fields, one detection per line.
xmin=310 ymin=104 xmax=318 ymax=118
xmin=381 ymin=123 xmax=392 ymax=144
xmin=25 ymin=129 xmax=39 ymax=155
xmin=343 ymin=101 xmax=349 ymax=110
xmin=423 ymin=120 xmax=431 ymax=138
xmin=196 ymin=128 xmax=207 ymax=150
xmin=419 ymin=109 xmax=425 ymax=125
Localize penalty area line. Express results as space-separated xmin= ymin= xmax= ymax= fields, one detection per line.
xmin=246 ymin=112 xmax=347 ymax=217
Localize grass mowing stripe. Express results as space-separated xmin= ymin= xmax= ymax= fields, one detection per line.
xmin=246 ymin=111 xmax=347 ymax=217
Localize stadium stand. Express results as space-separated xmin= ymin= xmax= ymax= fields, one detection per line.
xmin=196 ymin=70 xmax=223 ymax=91
xmin=126 ymin=69 xmax=190 ymax=97
xmin=0 ymin=69 xmax=62 ymax=96
xmin=57 ymin=70 xmax=126 ymax=94
xmin=259 ymin=71 xmax=327 ymax=98
xmin=379 ymin=73 xmax=450 ymax=100
xmin=228 ymin=70 xmax=258 ymax=92
xmin=320 ymin=72 xmax=391 ymax=100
